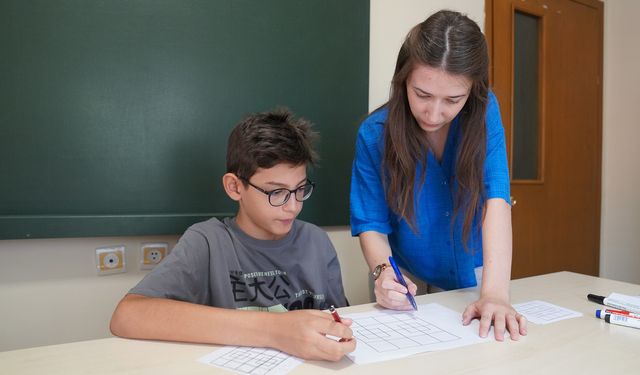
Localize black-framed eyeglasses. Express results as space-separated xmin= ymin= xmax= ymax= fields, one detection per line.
xmin=238 ymin=176 xmax=315 ymax=207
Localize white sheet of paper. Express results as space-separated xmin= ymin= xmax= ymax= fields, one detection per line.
xmin=344 ymin=303 xmax=490 ymax=364
xmin=513 ymin=300 xmax=582 ymax=324
xmin=198 ymin=346 xmax=302 ymax=375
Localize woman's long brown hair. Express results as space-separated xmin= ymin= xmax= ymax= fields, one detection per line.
xmin=384 ymin=10 xmax=489 ymax=249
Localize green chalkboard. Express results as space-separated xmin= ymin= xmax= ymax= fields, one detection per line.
xmin=0 ymin=0 xmax=369 ymax=239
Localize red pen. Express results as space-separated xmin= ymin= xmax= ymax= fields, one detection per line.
xmin=329 ymin=305 xmax=351 ymax=342
xmin=329 ymin=305 xmax=343 ymax=322
xmin=604 ymin=309 xmax=640 ymax=319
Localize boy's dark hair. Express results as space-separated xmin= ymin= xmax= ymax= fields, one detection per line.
xmin=226 ymin=108 xmax=319 ymax=180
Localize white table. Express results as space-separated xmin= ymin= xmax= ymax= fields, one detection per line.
xmin=2 ymin=271 xmax=639 ymax=374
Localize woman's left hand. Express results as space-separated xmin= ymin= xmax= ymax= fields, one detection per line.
xmin=461 ymin=295 xmax=527 ymax=341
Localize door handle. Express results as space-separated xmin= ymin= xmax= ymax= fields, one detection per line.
xmin=510 ymin=195 xmax=517 ymax=206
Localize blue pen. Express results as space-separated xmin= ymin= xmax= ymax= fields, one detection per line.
xmin=388 ymin=255 xmax=418 ymax=311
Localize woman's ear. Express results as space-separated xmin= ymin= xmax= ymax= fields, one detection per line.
xmin=222 ymin=173 xmax=242 ymax=201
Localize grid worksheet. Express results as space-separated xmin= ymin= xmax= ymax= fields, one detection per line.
xmin=345 ymin=303 xmax=489 ymax=364
xmin=198 ymin=346 xmax=302 ymax=375
xmin=353 ymin=312 xmax=461 ymax=352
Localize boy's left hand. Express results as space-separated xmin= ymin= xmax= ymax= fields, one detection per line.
xmin=461 ymin=296 xmax=527 ymax=341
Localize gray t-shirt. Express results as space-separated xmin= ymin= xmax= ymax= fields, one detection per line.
xmin=130 ymin=217 xmax=347 ymax=311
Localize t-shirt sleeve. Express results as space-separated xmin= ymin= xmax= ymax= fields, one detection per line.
xmin=350 ymin=115 xmax=393 ymax=236
xmin=484 ymin=91 xmax=511 ymax=203
xmin=129 ymin=228 xmax=211 ymax=305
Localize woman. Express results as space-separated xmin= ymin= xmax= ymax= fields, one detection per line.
xmin=350 ymin=10 xmax=527 ymax=341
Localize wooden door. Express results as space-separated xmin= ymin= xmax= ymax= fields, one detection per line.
xmin=487 ymin=0 xmax=603 ymax=278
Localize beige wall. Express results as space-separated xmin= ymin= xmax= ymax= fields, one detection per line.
xmin=600 ymin=0 xmax=640 ymax=283
xmin=0 ymin=231 xmax=365 ymax=352
xmin=2 ymin=0 xmax=638 ymax=352
xmin=0 ymin=235 xmax=178 ymax=351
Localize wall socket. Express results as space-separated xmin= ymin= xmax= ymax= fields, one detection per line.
xmin=140 ymin=242 xmax=169 ymax=270
xmin=95 ymin=245 xmax=126 ymax=275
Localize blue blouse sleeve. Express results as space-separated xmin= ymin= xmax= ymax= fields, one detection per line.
xmin=484 ymin=91 xmax=511 ymax=203
xmin=349 ymin=110 xmax=393 ymax=236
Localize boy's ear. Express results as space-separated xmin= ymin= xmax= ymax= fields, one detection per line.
xmin=222 ymin=173 xmax=242 ymax=201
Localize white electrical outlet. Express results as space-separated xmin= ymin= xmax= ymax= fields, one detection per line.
xmin=140 ymin=242 xmax=169 ymax=270
xmin=95 ymin=245 xmax=126 ymax=275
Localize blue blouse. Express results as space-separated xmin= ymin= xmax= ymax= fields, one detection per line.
xmin=350 ymin=92 xmax=510 ymax=290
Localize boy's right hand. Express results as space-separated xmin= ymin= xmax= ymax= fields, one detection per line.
xmin=374 ymin=267 xmax=418 ymax=310
xmin=269 ymin=309 xmax=355 ymax=362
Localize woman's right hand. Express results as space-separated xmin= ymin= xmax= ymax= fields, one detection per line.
xmin=374 ymin=267 xmax=418 ymax=310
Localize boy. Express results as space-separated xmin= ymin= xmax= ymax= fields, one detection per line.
xmin=110 ymin=109 xmax=355 ymax=361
